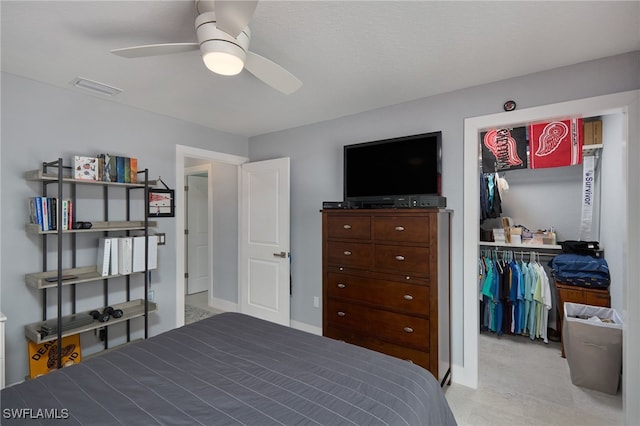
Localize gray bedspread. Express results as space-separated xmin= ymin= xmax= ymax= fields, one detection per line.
xmin=1 ymin=312 xmax=457 ymax=425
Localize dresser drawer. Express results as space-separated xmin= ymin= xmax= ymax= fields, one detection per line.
xmin=325 ymin=299 xmax=429 ymax=350
xmin=374 ymin=245 xmax=429 ymax=274
xmin=326 ymin=241 xmax=372 ymax=268
xmin=373 ymin=216 xmax=430 ymax=243
xmin=326 ymin=215 xmax=371 ymax=240
xmin=585 ymin=290 xmax=610 ymax=307
xmin=556 ymin=283 xmax=610 ymax=307
xmin=327 ymin=273 xmax=429 ymax=316
xmin=557 ymin=286 xmax=585 ymax=304
xmin=324 ymin=325 xmax=430 ymax=370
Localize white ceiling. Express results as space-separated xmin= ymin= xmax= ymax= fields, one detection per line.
xmin=2 ymin=1 xmax=639 ymax=137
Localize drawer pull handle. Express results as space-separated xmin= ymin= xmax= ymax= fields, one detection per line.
xmin=337 ymin=311 xmax=346 ymax=317
xmin=395 ymin=226 xmax=405 ymax=232
xmin=337 ymin=283 xmax=346 ymax=289
xmin=403 ymin=327 xmax=414 ymax=333
xmin=344 ymin=250 xmax=352 ymax=256
xmin=339 ymin=267 xmax=344 ymax=271
xmin=403 ymin=294 xmax=413 ymax=301
xmin=343 ymin=224 xmax=352 ymax=229
xmin=395 ymin=255 xmax=405 ymax=261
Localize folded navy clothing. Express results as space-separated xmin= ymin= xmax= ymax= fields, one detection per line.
xmin=549 ymin=254 xmax=610 ymax=288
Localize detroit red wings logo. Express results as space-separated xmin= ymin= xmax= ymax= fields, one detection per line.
xmin=535 ymin=121 xmax=568 ymax=156
xmin=529 ymin=118 xmax=582 ymax=169
xmin=483 ymin=128 xmax=523 ymax=167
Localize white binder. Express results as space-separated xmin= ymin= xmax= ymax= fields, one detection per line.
xmin=118 ymin=237 xmax=133 ymax=275
xmin=132 ymin=236 xmax=158 ymax=272
xmin=96 ymin=237 xmax=111 ymax=277
xmin=109 ymin=237 xmax=119 ymax=275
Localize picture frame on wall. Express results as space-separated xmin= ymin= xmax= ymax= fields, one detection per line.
xmin=149 ymin=188 xmax=175 ymax=217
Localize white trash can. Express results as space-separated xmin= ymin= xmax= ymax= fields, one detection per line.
xmin=563 ymin=302 xmax=623 ymax=394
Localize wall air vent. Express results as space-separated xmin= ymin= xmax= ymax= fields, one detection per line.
xmin=70 ymin=77 xmax=122 ymax=96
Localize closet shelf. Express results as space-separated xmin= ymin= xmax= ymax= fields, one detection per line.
xmin=479 ymin=241 xmax=562 ymax=250
xmin=582 ymin=144 xmax=603 ymax=155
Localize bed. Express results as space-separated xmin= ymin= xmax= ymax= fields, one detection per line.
xmin=1 ymin=312 xmax=457 ymax=425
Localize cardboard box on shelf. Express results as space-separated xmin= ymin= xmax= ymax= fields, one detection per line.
xmin=583 ymin=120 xmax=603 ymax=146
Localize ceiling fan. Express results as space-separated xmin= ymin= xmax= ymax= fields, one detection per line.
xmin=111 ymin=0 xmax=302 ymax=94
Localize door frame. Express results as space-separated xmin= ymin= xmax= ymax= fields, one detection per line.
xmin=185 ymin=164 xmax=213 ymax=297
xmin=459 ymin=90 xmax=639 ymax=422
xmin=175 ymin=145 xmax=249 ymax=327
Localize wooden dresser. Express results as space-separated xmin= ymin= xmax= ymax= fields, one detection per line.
xmin=556 ymin=281 xmax=610 ymax=357
xmin=322 ymin=209 xmax=451 ymax=384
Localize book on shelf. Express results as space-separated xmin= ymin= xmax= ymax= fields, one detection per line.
xmin=103 ymin=153 xmax=115 ymax=182
xmin=61 ymin=200 xmax=68 ymax=231
xmin=130 ymin=158 xmax=138 ymax=184
xmin=116 ymin=156 xmax=125 ymax=183
xmin=107 ymin=154 xmax=118 ymax=182
xmin=124 ymin=157 xmax=131 ymax=183
xmin=28 ymin=197 xmax=39 ymax=225
xmin=74 ymin=155 xmax=99 ymax=181
xmin=97 ymin=154 xmax=106 ymax=181
xmin=41 ymin=197 xmax=49 ymax=231
xmin=29 ymin=197 xmax=73 ymax=231
xmin=67 ymin=200 xmax=73 ymax=230
xmin=49 ymin=198 xmax=57 ymax=230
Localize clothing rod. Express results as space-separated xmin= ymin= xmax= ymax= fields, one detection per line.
xmin=479 ymin=249 xmax=559 ymax=258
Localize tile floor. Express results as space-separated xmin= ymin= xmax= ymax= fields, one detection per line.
xmin=444 ymin=333 xmax=623 ymax=425
xmin=185 ymin=291 xmax=224 ymax=314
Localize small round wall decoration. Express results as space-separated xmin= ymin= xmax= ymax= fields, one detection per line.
xmin=503 ymin=100 xmax=517 ymax=111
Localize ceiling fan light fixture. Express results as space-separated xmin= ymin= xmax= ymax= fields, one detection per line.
xmin=200 ymin=40 xmax=246 ymax=76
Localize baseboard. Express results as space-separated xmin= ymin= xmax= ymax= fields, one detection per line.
xmin=207 ymin=300 xmax=321 ymax=335
xmin=290 ymin=320 xmax=322 ymax=336
xmin=211 ymin=297 xmax=237 ymax=312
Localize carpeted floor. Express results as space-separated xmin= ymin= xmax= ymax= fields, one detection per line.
xmin=184 ymin=304 xmax=218 ymax=325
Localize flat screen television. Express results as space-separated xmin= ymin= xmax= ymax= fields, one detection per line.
xmin=344 ymin=131 xmax=442 ymax=205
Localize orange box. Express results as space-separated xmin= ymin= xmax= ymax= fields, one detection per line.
xmin=28 ymin=334 xmax=82 ymax=378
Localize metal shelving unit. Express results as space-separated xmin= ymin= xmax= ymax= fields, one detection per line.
xmin=24 ymin=158 xmax=156 ymax=369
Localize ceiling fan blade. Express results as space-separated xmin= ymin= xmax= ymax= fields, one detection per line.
xmin=214 ymin=0 xmax=258 ymax=38
xmin=111 ymin=43 xmax=199 ymax=58
xmin=245 ymin=51 xmax=302 ymax=95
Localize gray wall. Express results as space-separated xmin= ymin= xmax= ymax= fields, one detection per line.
xmin=211 ymin=161 xmax=239 ymax=303
xmin=247 ymin=52 xmax=640 ymax=365
xmin=0 ymin=72 xmax=248 ymax=385
xmin=1 ymin=51 xmax=638 ymax=385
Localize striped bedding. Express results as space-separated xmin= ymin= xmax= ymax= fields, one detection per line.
xmin=1 ymin=312 xmax=457 ymax=425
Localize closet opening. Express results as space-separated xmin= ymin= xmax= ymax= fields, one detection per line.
xmin=472 ymin=109 xmax=625 ymax=420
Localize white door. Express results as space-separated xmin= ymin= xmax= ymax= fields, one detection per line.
xmin=186 ymin=174 xmax=210 ymax=295
xmin=239 ymin=157 xmax=290 ymax=326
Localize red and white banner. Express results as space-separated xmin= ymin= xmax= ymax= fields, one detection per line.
xmin=529 ymin=118 xmax=583 ymax=169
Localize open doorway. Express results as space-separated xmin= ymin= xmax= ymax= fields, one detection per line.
xmin=175 ymin=145 xmax=249 ymax=327
xmin=184 ymin=162 xmax=213 ymax=323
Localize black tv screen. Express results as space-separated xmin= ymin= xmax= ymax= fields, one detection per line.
xmin=344 ymin=131 xmax=442 ymax=201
